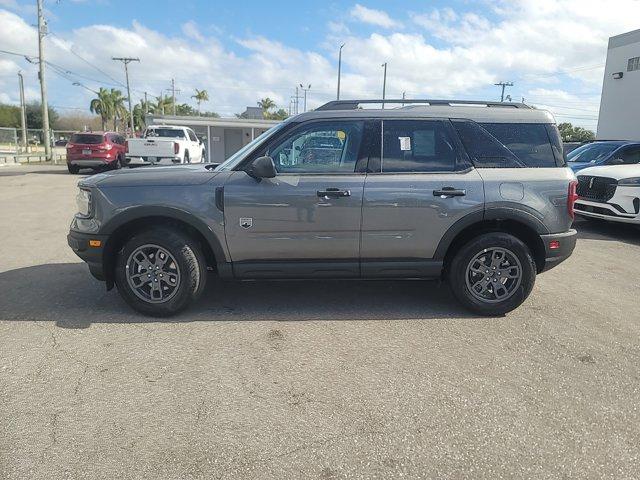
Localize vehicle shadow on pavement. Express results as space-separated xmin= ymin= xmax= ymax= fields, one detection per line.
xmin=0 ymin=263 xmax=473 ymax=328
xmin=574 ymin=217 xmax=640 ymax=247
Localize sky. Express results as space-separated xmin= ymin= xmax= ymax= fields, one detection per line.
xmin=1 ymin=0 xmax=639 ymax=131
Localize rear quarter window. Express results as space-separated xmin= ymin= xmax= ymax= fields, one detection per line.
xmin=480 ymin=123 xmax=561 ymax=167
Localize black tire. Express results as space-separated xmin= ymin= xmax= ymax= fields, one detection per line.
xmin=184 ymin=151 xmax=190 ymax=164
xmin=112 ymin=156 xmax=122 ymax=170
xmin=67 ymin=164 xmax=79 ymax=174
xmin=447 ymin=232 xmax=536 ymax=316
xmin=114 ymin=228 xmax=207 ymax=317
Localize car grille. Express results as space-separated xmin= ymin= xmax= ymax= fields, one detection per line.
xmin=576 ymin=176 xmax=618 ymax=202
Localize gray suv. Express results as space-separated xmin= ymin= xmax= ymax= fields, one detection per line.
xmin=68 ymin=99 xmax=578 ymax=317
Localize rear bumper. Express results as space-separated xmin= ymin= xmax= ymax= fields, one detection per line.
xmin=68 ymin=158 xmax=112 ymax=167
xmin=125 ymin=156 xmax=182 ymax=165
xmin=67 ymin=230 xmax=108 ymax=281
xmin=539 ymin=229 xmax=577 ymax=272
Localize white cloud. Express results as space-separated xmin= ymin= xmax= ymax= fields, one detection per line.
xmin=1 ymin=1 xmax=639 ymax=129
xmin=181 ymin=21 xmax=204 ymax=43
xmin=350 ymin=4 xmax=400 ymax=29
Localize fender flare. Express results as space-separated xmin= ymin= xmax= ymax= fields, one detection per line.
xmin=433 ymin=206 xmax=548 ymax=260
xmin=101 ymin=205 xmax=227 ymax=265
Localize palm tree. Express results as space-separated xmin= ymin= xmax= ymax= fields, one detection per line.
xmin=257 ymin=97 xmax=276 ymax=118
xmin=109 ymin=89 xmax=128 ymax=131
xmin=155 ymin=95 xmax=173 ymax=115
xmin=89 ymin=87 xmax=113 ymax=131
xmin=191 ymin=89 xmax=209 ymax=115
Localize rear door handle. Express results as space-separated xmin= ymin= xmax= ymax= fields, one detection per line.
xmin=433 ymin=187 xmax=466 ymax=198
xmin=317 ymin=188 xmax=351 ymax=198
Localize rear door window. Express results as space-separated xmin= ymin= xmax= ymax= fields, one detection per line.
xmin=381 ymin=120 xmax=457 ymax=172
xmin=480 ymin=123 xmax=558 ymax=167
xmin=614 ymin=145 xmax=640 ymax=164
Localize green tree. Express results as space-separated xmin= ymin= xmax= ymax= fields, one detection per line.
xmin=268 ymin=108 xmax=289 ymax=120
xmin=0 ymin=104 xmax=20 ymax=128
xmin=154 ymin=95 xmax=173 ymax=115
xmin=558 ymin=122 xmax=595 ymax=142
xmin=109 ymin=89 xmax=128 ymax=131
xmin=89 ymin=87 xmax=114 ymax=131
xmin=191 ymin=89 xmax=209 ymax=114
xmin=25 ymin=102 xmax=58 ymax=129
xmin=257 ymin=97 xmax=276 ymax=118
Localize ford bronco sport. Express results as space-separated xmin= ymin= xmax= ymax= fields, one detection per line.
xmin=68 ymin=99 xmax=578 ymax=317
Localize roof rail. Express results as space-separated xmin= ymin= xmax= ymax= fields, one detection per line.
xmin=316 ymin=99 xmax=532 ymax=111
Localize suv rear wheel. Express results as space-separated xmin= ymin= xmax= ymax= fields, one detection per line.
xmin=448 ymin=232 xmax=536 ymax=316
xmin=114 ymin=228 xmax=207 ymax=316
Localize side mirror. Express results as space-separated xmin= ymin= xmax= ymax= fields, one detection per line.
xmin=246 ymin=155 xmax=277 ymax=180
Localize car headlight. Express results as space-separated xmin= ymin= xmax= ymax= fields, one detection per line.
xmin=76 ymin=188 xmax=92 ymax=217
xmin=618 ymin=177 xmax=640 ymax=186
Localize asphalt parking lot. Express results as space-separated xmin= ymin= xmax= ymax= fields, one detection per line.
xmin=0 ymin=164 xmax=639 ymax=479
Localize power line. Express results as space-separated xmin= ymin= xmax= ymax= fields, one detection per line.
xmin=48 ymin=31 xmax=126 ymax=88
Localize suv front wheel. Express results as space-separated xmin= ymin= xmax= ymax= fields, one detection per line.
xmin=114 ymin=228 xmax=207 ymax=316
xmin=448 ymin=232 xmax=536 ymax=316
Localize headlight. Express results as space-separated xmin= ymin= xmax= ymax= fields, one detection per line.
xmin=76 ymin=188 xmax=92 ymax=217
xmin=618 ymin=177 xmax=640 ymax=186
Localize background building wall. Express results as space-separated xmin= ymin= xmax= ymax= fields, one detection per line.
xmin=597 ymin=29 xmax=640 ymax=140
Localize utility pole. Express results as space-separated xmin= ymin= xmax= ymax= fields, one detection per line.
xmin=36 ymin=0 xmax=51 ymax=161
xmin=171 ymin=78 xmax=176 ymax=115
xmin=381 ymin=62 xmax=387 ymax=109
xmin=112 ymin=57 xmax=140 ymax=136
xmin=293 ymin=86 xmax=302 ymax=115
xmin=402 ymin=91 xmax=406 ymax=107
xmin=299 ymin=84 xmax=311 ymax=112
xmin=337 ymin=43 xmax=345 ymax=100
xmin=18 ymin=72 xmax=27 ymax=151
xmin=144 ymin=91 xmax=148 ymax=114
xmin=494 ymin=81 xmax=513 ymax=102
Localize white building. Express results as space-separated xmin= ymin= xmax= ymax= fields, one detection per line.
xmin=145 ymin=110 xmax=280 ymax=163
xmin=597 ymin=28 xmax=640 ymax=140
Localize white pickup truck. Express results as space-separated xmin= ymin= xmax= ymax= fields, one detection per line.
xmin=125 ymin=125 xmax=206 ymax=165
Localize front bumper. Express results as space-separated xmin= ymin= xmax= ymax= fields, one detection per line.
xmin=575 ymin=195 xmax=640 ymax=224
xmin=67 ymin=230 xmax=108 ymax=281
xmin=539 ymin=229 xmax=577 ymax=272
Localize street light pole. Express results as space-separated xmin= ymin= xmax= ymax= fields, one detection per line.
xmin=112 ymin=57 xmax=140 ymax=136
xmin=299 ymin=84 xmax=311 ymax=112
xmin=381 ymin=62 xmax=387 ymax=109
xmin=36 ymin=0 xmax=52 ymax=161
xmin=337 ymin=43 xmax=345 ymax=100
xmin=18 ymin=72 xmax=27 ymax=151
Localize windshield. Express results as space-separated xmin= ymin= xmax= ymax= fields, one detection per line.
xmin=69 ymin=134 xmax=104 ymax=145
xmin=566 ymin=142 xmax=622 ymax=163
xmin=217 ymin=123 xmax=288 ymax=170
xmin=145 ymin=128 xmax=185 ymax=139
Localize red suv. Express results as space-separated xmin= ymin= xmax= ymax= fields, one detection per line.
xmin=66 ymin=132 xmax=127 ymax=174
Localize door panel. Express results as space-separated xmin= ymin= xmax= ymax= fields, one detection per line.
xmin=361 ymin=170 xmax=484 ymax=261
xmin=360 ymin=119 xmax=484 ymax=275
xmin=223 ymin=171 xmax=365 ymax=275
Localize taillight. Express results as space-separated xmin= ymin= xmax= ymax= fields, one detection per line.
xmin=568 ymin=180 xmax=579 ymax=219
xmin=174 ymin=142 xmax=179 ymax=154
xmin=125 ymin=140 xmax=129 ymax=153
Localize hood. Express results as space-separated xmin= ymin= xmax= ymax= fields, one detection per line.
xmin=576 ymin=164 xmax=640 ymax=180
xmin=78 ymin=164 xmax=219 ymax=188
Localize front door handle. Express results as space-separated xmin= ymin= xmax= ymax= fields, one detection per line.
xmin=433 ymin=187 xmax=466 ymax=198
xmin=317 ymin=188 xmax=351 ymax=199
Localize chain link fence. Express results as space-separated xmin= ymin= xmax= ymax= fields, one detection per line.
xmin=0 ymin=129 xmax=75 ymax=164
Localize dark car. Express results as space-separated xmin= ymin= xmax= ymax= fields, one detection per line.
xmin=66 ymin=132 xmax=127 ymax=174
xmin=55 ymin=138 xmax=68 ymax=147
xmin=566 ymin=140 xmax=640 ymax=172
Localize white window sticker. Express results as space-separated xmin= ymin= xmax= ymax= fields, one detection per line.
xmin=399 ymin=136 xmax=411 ymax=151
